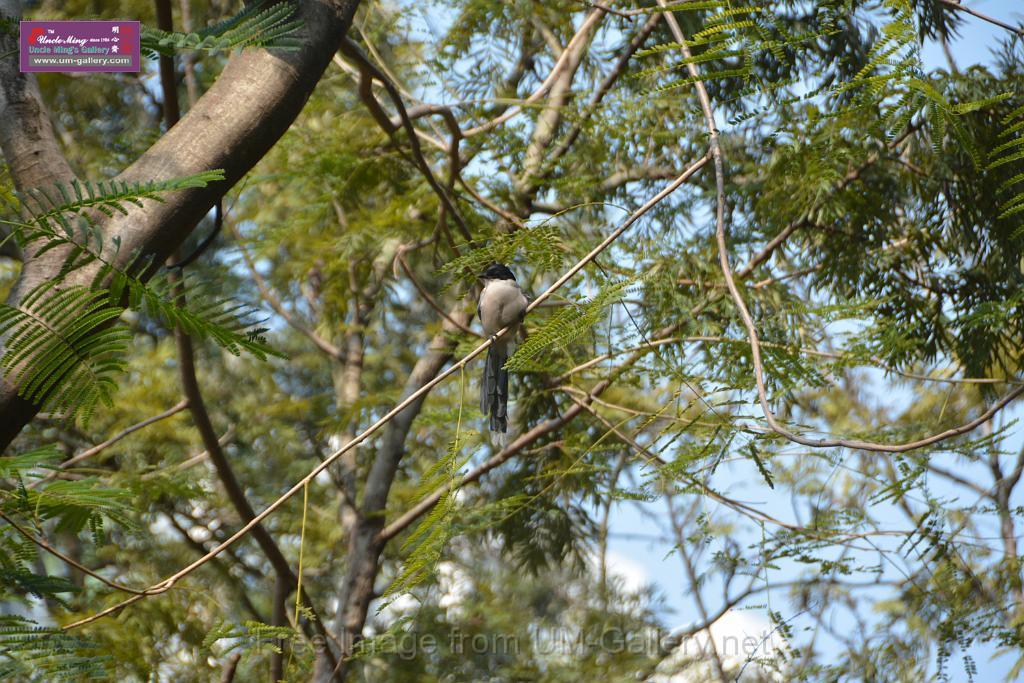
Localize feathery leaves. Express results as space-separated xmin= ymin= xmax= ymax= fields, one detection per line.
xmin=140 ymin=1 xmax=302 ymax=58
xmin=0 ymin=283 xmax=129 ymax=426
xmin=0 ymin=171 xmax=279 ymax=424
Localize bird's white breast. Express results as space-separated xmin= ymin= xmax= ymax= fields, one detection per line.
xmin=480 ymin=279 xmax=527 ymax=336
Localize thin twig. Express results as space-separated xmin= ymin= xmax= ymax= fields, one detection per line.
xmin=556 ymin=336 xmax=1023 ymax=386
xmin=564 ymin=393 xmax=802 ymax=531
xmin=61 ymin=399 xmax=189 ymax=469
xmin=379 ymin=392 xmax=597 ymax=542
xmin=29 ymin=400 xmax=190 ymax=490
xmin=396 ymin=250 xmax=481 ymax=338
xmin=574 ymin=0 xmax=633 ymax=20
xmin=736 ymin=123 xmax=919 ymax=280
xmin=546 ymin=12 xmax=661 ymax=171
xmin=167 ymin=201 xmax=223 ymax=270
xmin=0 ymin=511 xmax=147 ymax=594
xmin=939 ymin=0 xmax=1024 ymax=37
xmin=456 ymin=176 xmax=525 ymax=227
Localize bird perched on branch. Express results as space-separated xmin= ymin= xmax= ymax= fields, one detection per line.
xmin=478 ymin=263 xmax=528 ymax=441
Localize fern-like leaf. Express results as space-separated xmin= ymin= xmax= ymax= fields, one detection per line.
xmin=0 ymin=616 xmax=109 ymax=681
xmin=140 ymin=1 xmax=302 ymax=58
xmin=0 ymin=283 xmax=130 ymax=426
xmin=506 ymin=279 xmax=637 ymax=372
xmin=0 ymin=171 xmax=281 ymax=423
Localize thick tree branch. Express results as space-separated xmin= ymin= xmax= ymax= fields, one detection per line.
xmin=0 ymin=1 xmax=75 ymax=191
xmin=0 ymin=0 xmax=79 ymax=440
xmin=325 ymin=308 xmax=472 ymax=680
xmin=174 ymin=311 xmax=339 ymax=675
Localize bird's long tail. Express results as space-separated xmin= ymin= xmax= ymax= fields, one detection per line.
xmin=480 ymin=343 xmax=509 ymax=437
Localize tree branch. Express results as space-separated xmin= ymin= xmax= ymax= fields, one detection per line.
xmin=0 ymin=0 xmax=80 ymax=441
xmin=516 ymin=9 xmax=603 ymax=204
xmin=0 ymin=510 xmax=146 ymax=595
xmin=58 ymin=400 xmax=189 ymax=470
xmin=939 ymin=0 xmax=1024 ymax=37
xmin=340 ymin=38 xmax=472 ymax=243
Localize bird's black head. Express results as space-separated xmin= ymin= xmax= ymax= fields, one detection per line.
xmin=480 ymin=263 xmax=516 ymax=281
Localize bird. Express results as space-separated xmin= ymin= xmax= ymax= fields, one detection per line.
xmin=477 ymin=263 xmax=529 ymax=440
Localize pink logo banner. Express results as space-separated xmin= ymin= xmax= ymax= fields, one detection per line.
xmin=20 ymin=20 xmax=140 ymax=73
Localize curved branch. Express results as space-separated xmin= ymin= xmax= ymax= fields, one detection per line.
xmin=172 ymin=283 xmax=339 ymax=674
xmin=340 ymin=38 xmax=472 ymax=243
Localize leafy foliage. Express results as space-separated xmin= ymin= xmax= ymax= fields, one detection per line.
xmin=1 ymin=171 xmax=278 ymax=423
xmin=383 ymin=377 xmax=473 ymax=604
xmin=506 ymin=278 xmax=638 ymax=372
xmin=0 ymin=445 xmax=135 ymax=677
xmin=0 ymin=284 xmax=129 ymax=425
xmin=440 ymin=223 xmax=566 ymax=290
xmin=202 ymin=619 xmax=296 ymax=656
xmin=140 ymin=1 xmax=302 ymax=58
xmin=0 ymin=618 xmax=109 ymax=681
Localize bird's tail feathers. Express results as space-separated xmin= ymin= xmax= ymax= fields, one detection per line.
xmin=490 ymin=430 xmax=509 ymax=448
xmin=481 ymin=344 xmax=510 ymax=435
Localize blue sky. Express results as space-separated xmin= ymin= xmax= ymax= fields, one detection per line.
xmin=920 ymin=0 xmax=1021 ymax=68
